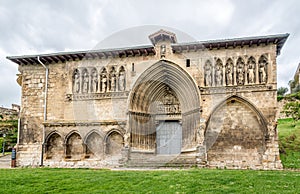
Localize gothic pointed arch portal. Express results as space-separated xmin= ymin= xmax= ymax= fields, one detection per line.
xmin=129 ymin=60 xmax=201 ymax=153
xmin=204 ymin=96 xmax=268 ymax=168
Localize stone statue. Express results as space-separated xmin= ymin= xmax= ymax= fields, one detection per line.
xmin=82 ymin=71 xmax=89 ymax=93
xmin=237 ymin=62 xmax=244 ymax=85
xmin=248 ymin=63 xmax=255 ymax=84
xmin=226 ymin=65 xmax=233 ymax=85
xmin=160 ymin=44 xmax=166 ymax=58
xmin=110 ymin=76 xmax=116 ymax=92
xmin=215 ymin=66 xmax=222 ymax=86
xmin=101 ymin=75 xmax=107 ymax=93
xmin=204 ymin=65 xmax=212 ymax=86
xmin=259 ymin=63 xmax=267 ymax=83
xmin=119 ymin=72 xmax=125 ymax=91
xmin=74 ymin=72 xmax=80 ymax=93
xmin=91 ymin=71 xmax=98 ymax=93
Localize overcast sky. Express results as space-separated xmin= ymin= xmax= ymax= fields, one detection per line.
xmin=1 ymin=0 xmax=300 ymax=107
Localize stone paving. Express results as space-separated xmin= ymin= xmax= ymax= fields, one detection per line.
xmin=0 ymin=154 xmax=11 ymax=168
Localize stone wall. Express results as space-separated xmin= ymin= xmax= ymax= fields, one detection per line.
xmin=0 ymin=105 xmax=19 ymax=121
xmin=14 ymin=33 xmax=283 ymax=169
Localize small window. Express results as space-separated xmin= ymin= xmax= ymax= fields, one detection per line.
xmin=186 ymin=59 xmax=190 ymax=67
xmin=132 ymin=63 xmax=135 ymax=72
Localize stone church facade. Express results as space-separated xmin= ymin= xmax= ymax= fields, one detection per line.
xmin=7 ymin=30 xmax=289 ymax=169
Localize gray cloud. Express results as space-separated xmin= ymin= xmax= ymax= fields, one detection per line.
xmin=0 ymin=0 xmax=299 ymax=107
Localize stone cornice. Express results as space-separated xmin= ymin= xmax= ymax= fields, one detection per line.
xmin=199 ymin=84 xmax=276 ymax=95
xmin=7 ymin=45 xmax=156 ymax=65
xmin=172 ymin=33 xmax=289 ymax=56
xmin=68 ymin=91 xmax=130 ymax=101
xmin=43 ymin=120 xmax=127 ymax=127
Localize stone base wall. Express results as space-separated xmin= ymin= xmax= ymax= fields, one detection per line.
xmin=16 ymin=144 xmax=42 ymax=166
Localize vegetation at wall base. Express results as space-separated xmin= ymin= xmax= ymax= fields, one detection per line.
xmin=0 ymin=119 xmax=18 ymax=152
xmin=278 ymin=118 xmax=300 ymax=169
xmin=277 ymin=91 xmax=300 ymax=102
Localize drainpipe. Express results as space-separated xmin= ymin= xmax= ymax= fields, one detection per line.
xmin=37 ymin=56 xmax=48 ymax=166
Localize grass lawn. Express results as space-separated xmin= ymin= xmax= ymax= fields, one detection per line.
xmin=277 ymin=118 xmax=300 ymax=169
xmin=0 ymin=118 xmax=298 ymax=193
xmin=0 ymin=168 xmax=299 ymax=193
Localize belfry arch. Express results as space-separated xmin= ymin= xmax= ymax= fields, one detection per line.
xmin=128 ymin=60 xmax=201 ymax=153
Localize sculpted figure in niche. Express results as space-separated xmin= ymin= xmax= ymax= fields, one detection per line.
xmin=74 ymin=70 xmax=80 ymax=93
xmin=248 ymin=62 xmax=255 ymax=84
xmin=101 ymin=75 xmax=107 ymax=93
xmin=215 ymin=65 xmax=222 ymax=86
xmin=82 ymin=71 xmax=89 ymax=93
xmin=119 ymin=71 xmax=125 ymax=91
xmin=91 ymin=70 xmax=98 ymax=93
xmin=204 ymin=63 xmax=212 ymax=86
xmin=259 ymin=60 xmax=267 ymax=84
xmin=160 ymin=44 xmax=166 ymax=58
xmin=110 ymin=75 xmax=116 ymax=92
xmin=236 ymin=60 xmax=244 ymax=85
xmin=225 ymin=63 xmax=233 ymax=85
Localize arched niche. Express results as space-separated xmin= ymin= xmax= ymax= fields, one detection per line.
xmin=105 ymin=130 xmax=124 ymax=156
xmin=215 ymin=58 xmax=223 ymax=86
xmin=258 ymin=55 xmax=268 ymax=84
xmin=100 ymin=67 xmax=108 ymax=93
xmin=73 ymin=69 xmax=80 ymax=93
xmin=90 ymin=68 xmax=98 ymax=93
xmin=225 ymin=58 xmax=233 ymax=86
xmin=84 ymin=130 xmax=104 ymax=159
xmin=45 ymin=132 xmax=64 ymax=160
xmin=204 ymin=96 xmax=267 ymax=167
xmin=247 ymin=56 xmax=256 ymax=84
xmin=65 ymin=131 xmax=83 ymax=160
xmin=204 ymin=60 xmax=212 ymax=87
xmin=81 ymin=68 xmax=89 ymax=93
xmin=236 ymin=57 xmax=245 ymax=85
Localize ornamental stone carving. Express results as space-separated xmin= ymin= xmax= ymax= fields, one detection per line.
xmin=91 ymin=68 xmax=98 ymax=93
xmin=72 ymin=66 xmax=126 ymax=95
xmin=225 ymin=59 xmax=233 ymax=86
xmin=204 ymin=60 xmax=212 ymax=87
xmin=236 ymin=58 xmax=245 ymax=85
xmin=247 ymin=57 xmax=256 ymax=84
xmin=215 ymin=59 xmax=223 ymax=86
xmin=259 ymin=55 xmax=268 ymax=84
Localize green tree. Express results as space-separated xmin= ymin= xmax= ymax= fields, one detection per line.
xmin=283 ymin=101 xmax=300 ymax=126
xmin=277 ymin=87 xmax=288 ymax=96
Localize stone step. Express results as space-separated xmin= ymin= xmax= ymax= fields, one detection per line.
xmin=126 ymin=154 xmax=198 ymax=168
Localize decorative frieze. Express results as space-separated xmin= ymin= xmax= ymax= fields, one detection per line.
xmin=204 ymin=55 xmax=269 ymax=88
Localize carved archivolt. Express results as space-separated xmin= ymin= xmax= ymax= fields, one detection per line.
xmin=204 ymin=55 xmax=269 ymax=87
xmin=72 ymin=66 xmax=126 ymax=94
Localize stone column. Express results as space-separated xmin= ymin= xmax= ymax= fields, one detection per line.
xmin=82 ymin=143 xmax=87 ymax=159
xmin=116 ymin=75 xmax=119 ymax=92
xmin=63 ymin=143 xmax=68 ymax=158
xmin=244 ymin=60 xmax=248 ymax=85
xmin=212 ymin=59 xmax=215 ymax=87
xmin=233 ymin=57 xmax=237 ymax=85
xmin=267 ymin=53 xmax=271 ymax=84
xmin=89 ymin=69 xmax=92 ymax=93
xmin=255 ymin=56 xmax=259 ymax=84
xmin=98 ymin=72 xmax=101 ymax=93
xmin=222 ymin=58 xmax=226 ymax=86
xmin=79 ymin=69 xmax=82 ymax=93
